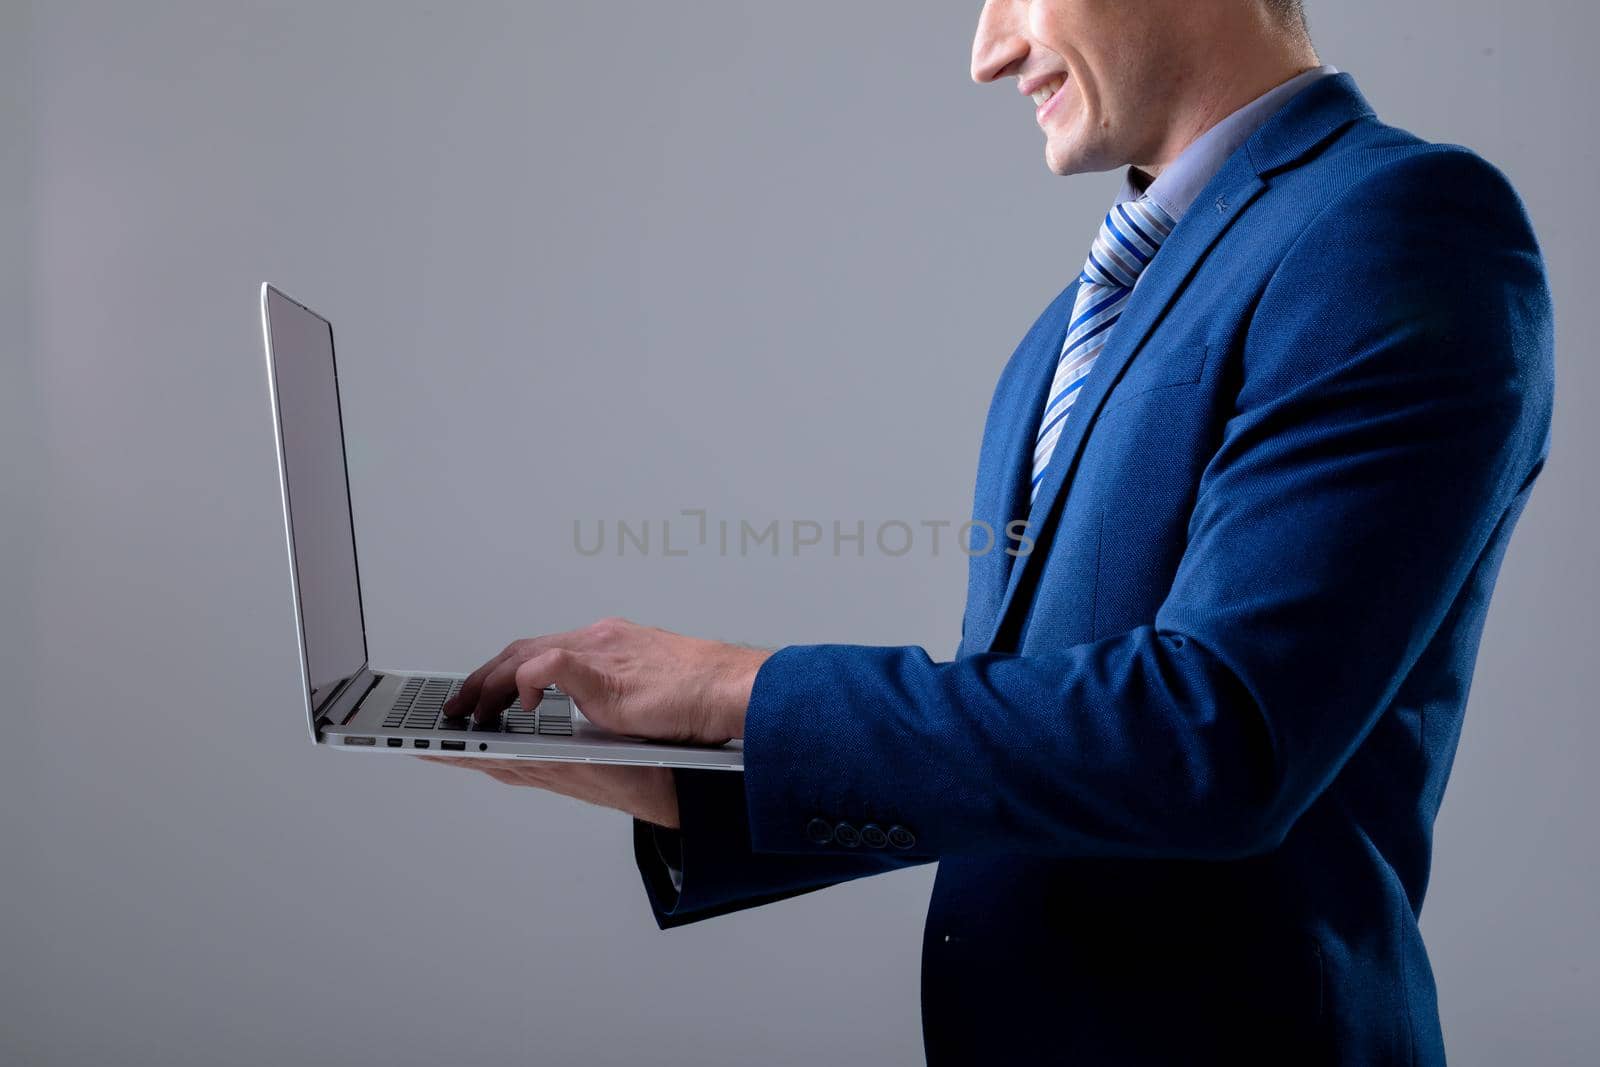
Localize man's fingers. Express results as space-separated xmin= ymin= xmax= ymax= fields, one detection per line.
xmin=483 ymin=768 xmax=531 ymax=787
xmin=443 ymin=643 xmax=520 ymax=718
xmin=464 ymin=657 xmax=523 ymax=724
xmin=422 ymin=755 xmax=538 ymax=789
xmin=514 ymin=650 xmax=604 ymax=725
xmin=418 ymin=754 xmax=483 ymax=770
xmin=445 ymin=626 xmax=607 ymax=719
xmin=469 ymin=626 xmax=611 ymax=723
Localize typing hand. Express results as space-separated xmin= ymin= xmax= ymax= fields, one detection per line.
xmin=440 ymin=617 xmax=771 ymax=745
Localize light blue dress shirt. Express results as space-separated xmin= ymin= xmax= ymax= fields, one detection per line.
xmin=1118 ymin=65 xmax=1339 ymax=224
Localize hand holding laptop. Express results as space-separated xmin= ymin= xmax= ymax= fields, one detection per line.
xmin=423 ymin=754 xmax=684 ymax=827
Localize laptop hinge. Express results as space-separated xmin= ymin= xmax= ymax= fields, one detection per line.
xmin=316 ymin=669 xmax=381 ymax=730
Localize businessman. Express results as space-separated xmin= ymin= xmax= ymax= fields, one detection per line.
xmin=430 ymin=1 xmax=1554 ymax=1062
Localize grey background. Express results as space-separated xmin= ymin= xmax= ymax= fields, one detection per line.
xmin=3 ymin=1 xmax=1595 ymax=1064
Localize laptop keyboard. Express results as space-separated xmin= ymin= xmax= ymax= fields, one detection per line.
xmin=380 ymin=677 xmax=574 ymax=736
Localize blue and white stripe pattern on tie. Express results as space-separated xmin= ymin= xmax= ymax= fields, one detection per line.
xmin=1029 ymin=194 xmax=1177 ymax=502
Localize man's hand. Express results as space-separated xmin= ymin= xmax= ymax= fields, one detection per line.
xmin=420 ymin=756 xmax=681 ymax=829
xmin=441 ymin=617 xmax=771 ymax=745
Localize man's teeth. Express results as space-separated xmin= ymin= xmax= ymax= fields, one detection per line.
xmin=1032 ymin=79 xmax=1065 ymax=108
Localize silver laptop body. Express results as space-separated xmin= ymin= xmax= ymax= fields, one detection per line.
xmin=260 ymin=283 xmax=742 ymax=770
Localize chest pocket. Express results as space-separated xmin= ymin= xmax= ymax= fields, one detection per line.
xmin=1099 ymin=342 xmax=1210 ymax=420
xmin=1080 ymin=342 xmax=1219 ymax=638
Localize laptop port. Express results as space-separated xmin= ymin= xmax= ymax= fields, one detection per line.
xmin=413 ymin=739 xmax=430 ymax=749
xmin=343 ymin=736 xmax=376 ymax=746
xmin=387 ymin=737 xmax=403 ymax=748
xmin=441 ymin=740 xmax=466 ymax=751
xmin=479 ymin=743 xmax=488 ymax=752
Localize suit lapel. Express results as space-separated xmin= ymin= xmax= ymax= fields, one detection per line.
xmin=989 ymin=281 xmax=1080 ymax=571
xmin=963 ymin=280 xmax=1080 ymax=649
xmin=975 ymin=73 xmax=1377 ymax=654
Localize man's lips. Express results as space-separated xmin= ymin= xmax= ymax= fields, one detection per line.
xmin=1019 ymin=73 xmax=1070 ymax=123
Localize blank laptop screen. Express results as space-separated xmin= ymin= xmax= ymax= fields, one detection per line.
xmin=265 ymin=288 xmax=368 ymax=710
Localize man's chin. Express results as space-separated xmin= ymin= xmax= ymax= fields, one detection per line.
xmin=1045 ymin=142 xmax=1088 ymax=177
xmin=1045 ymin=135 xmax=1117 ymax=178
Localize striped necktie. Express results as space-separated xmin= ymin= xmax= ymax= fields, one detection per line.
xmin=1030 ymin=195 xmax=1176 ymax=502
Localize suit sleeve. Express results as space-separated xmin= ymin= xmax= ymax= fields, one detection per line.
xmin=734 ymin=148 xmax=1554 ymax=862
xmin=633 ymin=768 xmax=927 ymax=929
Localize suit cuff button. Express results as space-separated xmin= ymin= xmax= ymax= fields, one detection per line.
xmin=834 ymin=822 xmax=862 ymax=848
xmin=887 ymin=825 xmax=916 ymax=850
xmin=805 ymin=817 xmax=835 ymax=845
xmin=860 ymin=824 xmax=889 ymax=849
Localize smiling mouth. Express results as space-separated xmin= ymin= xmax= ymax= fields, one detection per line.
xmin=1030 ymin=75 xmax=1068 ymax=111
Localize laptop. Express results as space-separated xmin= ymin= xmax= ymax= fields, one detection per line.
xmin=259 ymin=283 xmax=743 ymax=770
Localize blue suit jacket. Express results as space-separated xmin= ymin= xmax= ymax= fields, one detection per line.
xmin=634 ymin=74 xmax=1554 ymax=1065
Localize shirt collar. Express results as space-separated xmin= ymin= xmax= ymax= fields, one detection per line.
xmin=1116 ymin=65 xmax=1340 ymax=221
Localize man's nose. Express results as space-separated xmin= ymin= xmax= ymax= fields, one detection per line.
xmin=971 ymin=0 xmax=1027 ymax=84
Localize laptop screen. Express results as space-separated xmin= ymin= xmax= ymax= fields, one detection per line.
xmin=264 ymin=287 xmax=369 ymax=712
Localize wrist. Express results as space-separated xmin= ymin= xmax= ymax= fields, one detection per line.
xmin=633 ymin=766 xmax=681 ymax=830
xmin=710 ymin=646 xmax=771 ymax=740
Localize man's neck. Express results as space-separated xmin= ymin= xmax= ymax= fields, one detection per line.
xmin=1134 ymin=46 xmax=1321 ymax=182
